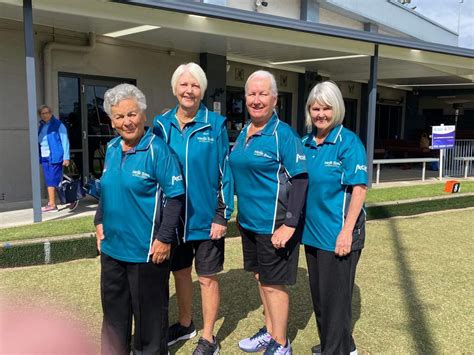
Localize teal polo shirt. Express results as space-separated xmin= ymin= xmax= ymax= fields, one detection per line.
xmin=153 ymin=104 xmax=234 ymax=241
xmin=229 ymin=113 xmax=307 ymax=234
xmin=100 ymin=128 xmax=184 ymax=263
xmin=301 ymin=125 xmax=368 ymax=251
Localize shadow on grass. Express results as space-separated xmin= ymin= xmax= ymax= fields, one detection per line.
xmin=380 ymin=206 xmax=437 ymax=352
xmin=287 ymin=267 xmax=315 ymax=340
xmin=168 ymin=267 xmax=315 ymax=353
xmin=352 ymin=283 xmax=361 ymax=332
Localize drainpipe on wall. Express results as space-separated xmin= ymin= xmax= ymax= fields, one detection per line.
xmin=43 ymin=32 xmax=96 ymax=108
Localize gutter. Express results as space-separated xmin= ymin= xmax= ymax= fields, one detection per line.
xmin=114 ymin=0 xmax=473 ymax=59
xmin=43 ymin=32 xmax=96 ymax=107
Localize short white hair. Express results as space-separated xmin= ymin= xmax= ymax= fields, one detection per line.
xmin=245 ymin=70 xmax=278 ymax=97
xmin=305 ymin=81 xmax=345 ymax=130
xmin=171 ymin=62 xmax=208 ymax=99
xmin=103 ymin=83 xmax=147 ymax=116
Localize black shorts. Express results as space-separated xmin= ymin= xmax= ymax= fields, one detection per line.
xmin=239 ymin=224 xmax=300 ymax=286
xmin=170 ymin=239 xmax=225 ymax=276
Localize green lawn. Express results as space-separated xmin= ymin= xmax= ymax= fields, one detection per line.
xmin=0 ymin=216 xmax=94 ymax=243
xmin=1 ymin=181 xmax=473 ymax=243
xmin=1 ymin=209 xmax=473 ymax=353
xmin=366 ymin=181 xmax=474 ymax=203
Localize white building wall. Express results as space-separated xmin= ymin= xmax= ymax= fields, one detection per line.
xmin=378 ymin=27 xmax=411 ymax=39
xmin=208 ymin=0 xmax=457 ymax=45
xmin=49 ymin=40 xmax=198 ymax=117
xmin=323 ymin=0 xmax=458 ymax=45
xmin=227 ymin=0 xmax=301 ymax=19
xmin=319 ymin=8 xmax=364 ymax=30
xmin=0 ymin=21 xmax=42 ymax=203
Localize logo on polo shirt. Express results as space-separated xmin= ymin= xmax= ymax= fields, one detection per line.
xmin=254 ymin=150 xmax=272 ymax=159
xmin=355 ymin=164 xmax=367 ymax=173
xmin=324 ymin=160 xmax=341 ymax=168
xmin=197 ymin=136 xmax=214 ymax=144
xmin=172 ymin=175 xmax=183 ymax=185
xmin=132 ymin=170 xmax=151 ymax=179
xmin=296 ymin=154 xmax=306 ymax=162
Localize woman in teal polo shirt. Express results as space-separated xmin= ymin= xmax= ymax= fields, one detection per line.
xmin=229 ymin=70 xmax=308 ymax=355
xmin=94 ymin=84 xmax=185 ymax=355
xmin=153 ymin=63 xmax=234 ymax=355
xmin=301 ymin=81 xmax=368 ymax=355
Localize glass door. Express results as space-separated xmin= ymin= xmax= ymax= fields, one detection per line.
xmin=59 ymin=76 xmax=82 ymax=178
xmin=276 ymin=92 xmax=292 ymax=125
xmin=226 ymin=87 xmax=247 ymax=143
xmin=82 ymin=80 xmax=120 ymax=178
xmin=343 ymin=98 xmax=358 ymax=132
xmin=58 ymin=73 xmax=135 ymax=179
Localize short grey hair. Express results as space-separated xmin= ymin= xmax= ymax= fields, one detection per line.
xmin=245 ymin=70 xmax=278 ymax=97
xmin=103 ymin=83 xmax=147 ymax=116
xmin=305 ymin=81 xmax=345 ymax=130
xmin=38 ymin=104 xmax=52 ymax=115
xmin=171 ymin=62 xmax=208 ymax=99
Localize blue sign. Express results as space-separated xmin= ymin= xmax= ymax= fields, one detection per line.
xmin=431 ymin=125 xmax=455 ymax=149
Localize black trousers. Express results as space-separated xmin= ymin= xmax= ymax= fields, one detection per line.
xmin=305 ymin=246 xmax=361 ymax=355
xmin=100 ymin=253 xmax=170 ymax=355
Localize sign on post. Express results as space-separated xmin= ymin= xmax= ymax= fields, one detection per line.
xmin=431 ymin=125 xmax=455 ymax=149
xmin=431 ymin=125 xmax=456 ymax=181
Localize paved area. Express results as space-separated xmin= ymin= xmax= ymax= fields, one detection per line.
xmin=0 ymin=197 xmax=98 ymax=229
xmin=371 ymin=165 xmax=440 ymax=187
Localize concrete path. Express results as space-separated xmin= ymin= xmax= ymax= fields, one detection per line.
xmin=0 ymin=197 xmax=98 ymax=229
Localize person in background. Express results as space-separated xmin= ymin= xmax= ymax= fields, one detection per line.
xmin=301 ymin=81 xmax=367 ymax=355
xmin=95 ymin=83 xmax=185 ymax=355
xmin=229 ymin=70 xmax=308 ymax=355
xmin=37 ymin=105 xmax=70 ymax=212
xmin=153 ymin=62 xmax=234 ymax=355
xmin=419 ymin=132 xmax=430 ymax=151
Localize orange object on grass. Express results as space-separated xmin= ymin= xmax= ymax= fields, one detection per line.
xmin=444 ymin=180 xmax=461 ymax=193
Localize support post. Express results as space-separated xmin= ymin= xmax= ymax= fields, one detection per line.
xmin=439 ymin=149 xmax=444 ymax=181
xmin=23 ymin=0 xmax=42 ymax=222
xmin=366 ymin=45 xmax=378 ymax=188
xmin=200 ymin=53 xmax=227 ymax=116
xmin=300 ymin=0 xmax=319 ymax=22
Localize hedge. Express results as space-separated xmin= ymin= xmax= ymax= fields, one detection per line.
xmin=1 ymin=195 xmax=472 ymax=268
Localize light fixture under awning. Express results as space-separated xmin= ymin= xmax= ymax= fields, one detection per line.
xmin=270 ymin=54 xmax=368 ymax=65
xmin=103 ymin=25 xmax=161 ymax=38
xmin=395 ymin=83 xmax=474 ymax=87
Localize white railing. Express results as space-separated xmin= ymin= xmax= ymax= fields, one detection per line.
xmin=444 ymin=140 xmax=474 ymax=178
xmin=454 ymin=157 xmax=474 ymax=178
xmin=373 ymin=158 xmax=439 ymax=184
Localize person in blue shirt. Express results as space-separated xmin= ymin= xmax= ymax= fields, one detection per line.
xmin=37 ymin=105 xmax=70 ymax=212
xmin=94 ymin=84 xmax=185 ymax=355
xmin=153 ymin=63 xmax=234 ymax=355
xmin=229 ymin=70 xmax=308 ymax=355
xmin=301 ymin=81 xmax=368 ymax=355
